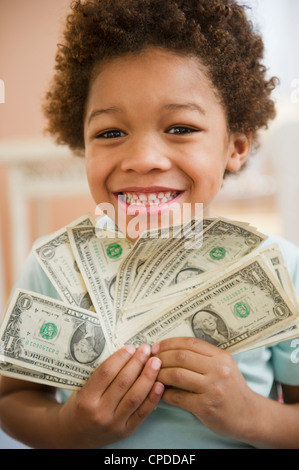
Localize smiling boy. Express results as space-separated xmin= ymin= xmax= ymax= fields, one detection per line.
xmin=84 ymin=49 xmax=250 ymax=237
xmin=1 ymin=0 xmax=299 ymax=449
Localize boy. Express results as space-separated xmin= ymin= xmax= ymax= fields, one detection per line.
xmin=1 ymin=0 xmax=299 ymax=449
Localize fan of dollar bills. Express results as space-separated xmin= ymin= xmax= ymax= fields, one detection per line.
xmin=0 ymin=213 xmax=298 ymax=390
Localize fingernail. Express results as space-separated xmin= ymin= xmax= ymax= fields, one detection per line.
xmin=140 ymin=344 xmax=151 ymax=355
xmin=124 ymin=344 xmax=136 ymax=355
xmin=151 ymin=357 xmax=161 ymax=370
xmin=154 ymin=382 xmax=164 ymax=395
xmin=151 ymin=343 xmax=160 ymax=355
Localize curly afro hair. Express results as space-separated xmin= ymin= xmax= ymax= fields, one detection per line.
xmin=43 ymin=0 xmax=278 ymax=154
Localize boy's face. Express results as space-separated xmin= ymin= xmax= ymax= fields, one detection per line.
xmin=84 ymin=48 xmax=250 ymax=238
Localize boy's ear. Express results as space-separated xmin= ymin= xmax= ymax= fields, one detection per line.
xmin=226 ymin=132 xmax=252 ymax=172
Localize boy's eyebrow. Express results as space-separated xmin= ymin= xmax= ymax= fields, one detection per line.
xmin=87 ymin=102 xmax=206 ymax=126
xmin=87 ymin=107 xmax=122 ymax=125
xmin=162 ymin=103 xmax=206 ymax=115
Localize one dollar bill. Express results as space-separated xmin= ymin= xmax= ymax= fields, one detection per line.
xmin=0 ymin=289 xmax=111 ymax=385
xmin=33 ymin=213 xmax=95 ymax=310
xmin=115 ymin=253 xmax=298 ymax=354
xmin=67 ymin=225 xmax=133 ymax=345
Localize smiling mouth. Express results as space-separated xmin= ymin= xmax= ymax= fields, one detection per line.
xmin=117 ymin=190 xmax=182 ymax=207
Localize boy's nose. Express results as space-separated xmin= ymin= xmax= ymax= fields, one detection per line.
xmin=120 ymin=138 xmax=172 ymax=174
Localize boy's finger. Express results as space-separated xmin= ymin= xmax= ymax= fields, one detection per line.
xmin=115 ymin=356 xmax=163 ymax=423
xmin=161 ymin=387 xmax=198 ymax=414
xmin=80 ymin=345 xmax=136 ymax=400
xmin=151 ymin=337 xmax=219 ymax=357
xmin=126 ymin=381 xmax=165 ymax=434
xmin=155 ymin=349 xmax=210 ymax=375
xmin=157 ymin=367 xmax=204 ymax=393
xmin=102 ymin=344 xmax=152 ymax=409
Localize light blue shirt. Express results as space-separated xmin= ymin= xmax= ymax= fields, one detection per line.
xmin=11 ymin=231 xmax=299 ymax=449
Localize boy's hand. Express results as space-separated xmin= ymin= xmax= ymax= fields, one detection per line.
xmin=152 ymin=337 xmax=258 ymax=441
xmin=59 ymin=344 xmax=164 ymax=448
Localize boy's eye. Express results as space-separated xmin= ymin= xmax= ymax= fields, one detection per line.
xmin=167 ymin=126 xmax=199 ymax=135
xmin=96 ymin=129 xmax=126 ymax=139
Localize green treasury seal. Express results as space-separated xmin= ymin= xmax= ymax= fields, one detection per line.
xmin=233 ymin=302 xmax=251 ymax=318
xmin=209 ymin=247 xmax=226 ymax=260
xmin=40 ymin=322 xmax=58 ymax=340
xmin=106 ymin=243 xmax=123 ymax=259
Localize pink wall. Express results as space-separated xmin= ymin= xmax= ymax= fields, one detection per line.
xmin=0 ymin=0 xmax=71 ymax=139
xmin=0 ymin=1 xmax=96 ymax=301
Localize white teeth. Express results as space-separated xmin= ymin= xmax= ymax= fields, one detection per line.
xmin=120 ymin=191 xmax=180 ymax=206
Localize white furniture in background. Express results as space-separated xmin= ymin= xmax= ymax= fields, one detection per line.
xmin=0 ymin=138 xmax=90 ymax=302
xmin=270 ymin=121 xmax=299 ymax=246
xmin=261 ymin=103 xmax=299 ymax=247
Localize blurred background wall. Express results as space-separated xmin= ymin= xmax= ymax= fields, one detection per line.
xmin=0 ymin=0 xmax=298 ymax=449
xmin=0 ymin=0 xmax=95 ymax=314
xmin=212 ymin=0 xmax=299 ymax=245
